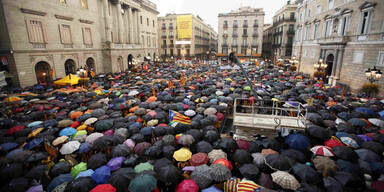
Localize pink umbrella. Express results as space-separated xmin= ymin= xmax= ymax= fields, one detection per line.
xmin=103 ymin=129 xmax=114 ymax=135
xmin=237 ymin=139 xmax=250 ymax=151
xmin=147 ymin=111 xmax=157 ymax=118
xmin=124 ymin=139 xmax=135 ymax=149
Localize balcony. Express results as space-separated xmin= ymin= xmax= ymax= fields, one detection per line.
xmin=161 ymin=45 xmax=167 ymax=48
xmin=318 ymin=35 xmax=350 ymax=45
xmin=233 ymin=24 xmax=238 ymax=28
xmin=232 ymin=34 xmax=238 ymax=37
xmin=231 ymin=43 xmax=238 ymax=47
xmin=222 ymin=43 xmax=228 ymax=47
xmin=161 ymin=26 xmax=166 ymax=30
xmin=286 ymin=43 xmax=293 ymax=47
xmin=169 ymin=35 xmax=174 ymax=39
xmin=251 ymin=44 xmax=258 ymax=48
xmin=242 ymin=34 xmax=248 ymax=37
xmin=243 ymin=24 xmax=248 ymax=28
xmin=287 ymin=30 xmax=295 ymax=35
xmin=253 ymin=24 xmax=259 ymax=27
xmin=222 ymin=34 xmax=228 ymax=38
xmin=169 ymin=26 xmax=173 ymax=30
xmin=272 ymin=43 xmax=281 ymax=48
xmin=252 ymin=33 xmax=258 ymax=37
xmin=161 ymin=35 xmax=167 ymax=38
xmin=241 ymin=44 xmax=248 ymax=48
xmin=168 ymin=44 xmax=174 ymax=48
xmin=223 ymin=24 xmax=228 ymax=29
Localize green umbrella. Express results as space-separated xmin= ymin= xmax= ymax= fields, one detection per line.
xmin=243 ymin=86 xmax=251 ymax=91
xmin=129 ymin=174 xmax=157 ymax=192
xmin=71 ymin=162 xmax=87 ymax=177
xmin=134 ymin=162 xmax=153 ymax=173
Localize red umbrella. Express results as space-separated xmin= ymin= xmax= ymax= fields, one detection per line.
xmin=366 ymin=133 xmax=376 ymax=139
xmin=190 ymin=153 xmax=209 ymax=166
xmin=213 ymin=158 xmax=233 ymax=171
xmin=237 ymin=139 xmax=250 ymax=151
xmin=216 ymin=113 xmax=225 ymax=121
xmin=90 ymin=184 xmax=116 ymax=192
xmin=71 ymin=121 xmax=80 ymax=128
xmin=176 ymin=180 xmax=199 ymax=192
xmin=6 ymin=125 xmax=25 ymax=135
xmin=324 ymin=137 xmax=344 ymax=148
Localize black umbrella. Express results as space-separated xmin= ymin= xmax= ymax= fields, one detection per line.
xmin=233 ymin=149 xmax=252 ymax=165
xmin=50 ymin=161 xmax=71 ymax=178
xmin=323 ymin=176 xmax=343 ymax=192
xmin=26 ymin=164 xmax=48 ymax=179
xmin=108 ymin=168 xmax=136 ymax=192
xmin=153 ymin=158 xmax=172 ymax=172
xmin=265 ymin=154 xmax=296 ymax=171
xmin=88 ymin=153 xmax=107 ymax=170
xmin=186 ymin=129 xmax=203 ymax=142
xmin=260 ymin=138 xmax=281 ymax=151
xmin=65 ymin=177 xmax=96 ymax=192
xmin=157 ymin=164 xmax=182 ymax=185
xmin=336 ymin=159 xmax=360 ymax=175
xmin=162 ymin=145 xmax=176 ymax=160
xmin=306 ymin=124 xmax=329 ymax=141
xmin=1 ymin=163 xmax=23 ymax=180
xmin=281 ymin=149 xmax=306 ymax=163
xmin=361 ymin=141 xmax=384 ymax=155
xmin=307 ymin=113 xmax=323 ymax=125
xmin=355 ymin=148 xmax=381 ymax=162
xmin=111 ymin=144 xmax=131 ymax=158
xmin=123 ymin=154 xmax=140 ymax=167
xmin=204 ymin=130 xmax=220 ymax=143
xmin=332 ymin=146 xmax=358 ymax=161
xmin=292 ymin=163 xmax=320 ymax=184
xmin=27 ymin=151 xmax=48 ymax=162
xmin=144 ymin=145 xmax=162 ymax=158
xmin=218 ymin=138 xmax=238 ymax=153
xmin=8 ymin=177 xmax=29 ymax=192
xmin=239 ymin=164 xmax=259 ymax=181
xmin=196 ymin=141 xmax=213 ymax=153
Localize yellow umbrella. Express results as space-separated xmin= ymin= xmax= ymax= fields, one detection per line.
xmin=52 ymin=136 xmax=68 ymax=146
xmin=272 ymin=98 xmax=280 ymax=103
xmin=3 ymin=96 xmax=22 ymax=102
xmin=173 ymin=148 xmax=192 ymax=162
xmin=76 ymin=124 xmax=88 ymax=131
xmin=27 ymin=127 xmax=44 ymax=138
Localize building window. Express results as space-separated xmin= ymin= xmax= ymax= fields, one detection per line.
xmin=359 ymin=10 xmax=372 ymax=35
xmin=289 ymin=24 xmax=294 ymax=32
xmin=299 ymin=12 xmax=303 ymax=22
xmin=153 ymin=20 xmax=155 ymax=27
xmin=243 ymin=20 xmax=248 ymax=26
xmin=242 ymin=38 xmax=247 ymax=45
xmin=162 ymin=40 xmax=166 ymax=46
xmin=59 ymin=24 xmax=72 ymax=44
xmin=162 ymin=23 xmax=166 ymax=29
xmin=341 ymin=15 xmax=350 ymax=36
xmin=233 ymin=20 xmax=238 ymax=27
xmin=26 ymin=19 xmax=48 ymax=44
xmin=253 ymin=19 xmax=258 ymax=26
xmin=328 ymin=0 xmax=334 ymax=10
xmin=186 ymin=49 xmax=190 ymax=56
xmin=81 ymin=0 xmax=87 ymax=9
xmin=177 ymin=49 xmax=181 ymax=56
xmin=224 ymin=20 xmax=228 ymax=27
xmin=313 ymin=23 xmax=319 ymax=39
xmin=307 ymin=9 xmax=311 ymax=17
xmin=170 ymin=40 xmax=173 ymax=44
xmin=147 ymin=36 xmax=151 ymax=47
xmin=290 ymin=12 xmax=295 ymax=20
xmin=59 ymin=0 xmax=66 ymax=3
xmin=82 ymin=27 xmax=92 ymax=45
xmin=140 ymin=16 xmax=143 ymax=24
xmin=324 ymin=20 xmax=332 ymax=37
xmin=316 ymin=5 xmax=321 ymax=14
xmin=243 ymin=29 xmax=247 ymax=35
xmin=147 ymin=18 xmax=149 ymax=26
xmin=377 ymin=51 xmax=384 ymax=66
xmin=170 ymin=49 xmax=173 ymax=56
xmin=142 ymin=35 xmax=144 ymax=45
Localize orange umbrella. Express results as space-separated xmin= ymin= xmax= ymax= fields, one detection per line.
xmin=261 ymin=149 xmax=279 ymax=156
xmin=213 ymin=158 xmax=233 ymax=171
xmin=146 ymin=96 xmax=157 ymax=103
xmin=129 ymin=106 xmax=139 ymax=113
xmin=70 ymin=111 xmax=83 ymax=120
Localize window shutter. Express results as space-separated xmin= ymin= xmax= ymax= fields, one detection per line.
xmin=25 ymin=19 xmax=34 ymax=43
xmin=59 ymin=24 xmax=64 ymax=44
xmin=42 ymin=22 xmax=48 ymax=43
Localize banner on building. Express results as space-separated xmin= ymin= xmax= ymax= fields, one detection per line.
xmin=177 ymin=15 xmax=193 ymax=39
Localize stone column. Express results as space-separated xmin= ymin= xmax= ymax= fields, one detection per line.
xmin=103 ymin=0 xmax=112 ymax=43
xmin=117 ymin=2 xmax=124 ymax=43
xmin=128 ymin=7 xmax=134 ymax=44
xmin=136 ymin=10 xmax=141 ymax=45
xmin=336 ymin=49 xmax=344 ymax=79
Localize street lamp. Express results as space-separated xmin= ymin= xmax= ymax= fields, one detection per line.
xmin=313 ymin=58 xmax=328 ymax=87
xmin=289 ymin=56 xmax=299 ymax=71
xmin=76 ymin=66 xmax=86 ymax=78
xmin=365 ymin=66 xmax=382 ymax=84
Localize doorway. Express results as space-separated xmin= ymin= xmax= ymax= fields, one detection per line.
xmin=35 ymin=61 xmax=51 ymax=83
xmin=128 ymin=54 xmax=133 ymax=69
xmin=86 ymin=57 xmax=95 ymax=72
xmin=326 ymin=54 xmax=334 ymax=76
xmin=64 ymin=59 xmax=76 ymax=75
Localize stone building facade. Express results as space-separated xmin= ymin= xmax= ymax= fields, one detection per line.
xmin=293 ymin=0 xmax=384 ymax=92
xmin=0 ymin=0 xmax=158 ymax=87
xmin=217 ymin=7 xmax=265 ymax=57
xmin=157 ymin=14 xmax=217 ymax=60
xmin=269 ymin=2 xmax=298 ymax=60
xmin=262 ymin=24 xmax=273 ymax=59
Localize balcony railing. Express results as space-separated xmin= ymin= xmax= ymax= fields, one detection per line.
xmin=231 ymin=43 xmax=238 ymax=47
xmin=222 ymin=43 xmax=228 ymax=47
xmin=287 ymin=30 xmax=295 ymax=35
xmin=241 ymin=44 xmax=248 ymax=47
xmin=223 ymin=24 xmax=228 ymax=29
xmin=161 ymin=35 xmax=167 ymax=38
xmin=253 ymin=24 xmax=259 ymax=27
xmin=252 ymin=33 xmax=258 ymax=37
xmin=161 ymin=26 xmax=166 ymax=30
xmin=232 ymin=34 xmax=238 ymax=37
xmin=169 ymin=26 xmax=173 ymax=30
xmin=242 ymin=34 xmax=248 ymax=37
xmin=169 ymin=35 xmax=174 ymax=38
xmin=251 ymin=44 xmax=258 ymax=48
xmin=243 ymin=24 xmax=248 ymax=28
xmin=169 ymin=44 xmax=174 ymax=48
xmin=233 ymin=24 xmax=238 ymax=28
xmin=161 ymin=45 xmax=167 ymax=48
xmin=222 ymin=34 xmax=228 ymax=38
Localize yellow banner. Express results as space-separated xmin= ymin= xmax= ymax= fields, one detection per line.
xmin=177 ymin=15 xmax=192 ymax=39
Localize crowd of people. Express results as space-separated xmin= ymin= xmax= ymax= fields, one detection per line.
xmin=0 ymin=60 xmax=383 ymax=192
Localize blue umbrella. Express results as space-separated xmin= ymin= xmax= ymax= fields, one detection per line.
xmin=0 ymin=142 xmax=18 ymax=151
xmin=91 ymin=165 xmax=111 ymax=184
xmin=78 ymin=142 xmax=91 ymax=153
xmin=370 ymin=161 xmax=384 ymax=174
xmin=285 ymin=133 xmax=310 ymax=151
xmin=6 ymin=148 xmax=23 ymax=158
xmin=76 ymin=169 xmax=94 ymax=179
xmin=355 ymin=107 xmax=376 ymax=116
xmin=379 ymin=110 xmax=384 ymax=118
xmin=47 ymin=174 xmax=73 ymax=192
xmin=34 ymin=85 xmax=44 ymax=90
xmin=23 ymin=137 xmax=43 ymax=150
xmin=59 ymin=127 xmax=77 ymax=137
xmin=335 ymin=132 xmax=350 ymax=139
xmin=28 ymin=121 xmax=43 ymax=128
xmin=139 ymin=127 xmax=153 ymax=136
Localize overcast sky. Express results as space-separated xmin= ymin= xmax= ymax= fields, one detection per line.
xmin=151 ymin=0 xmax=290 ymax=32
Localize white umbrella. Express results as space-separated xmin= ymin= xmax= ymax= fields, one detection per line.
xmin=85 ymin=132 xmax=104 ymax=144
xmin=184 ymin=110 xmax=196 ymax=117
xmin=215 ymin=91 xmax=224 ymax=96
xmin=60 ymin=141 xmax=81 ymax=155
xmin=52 ymin=136 xmax=68 ymax=146
xmin=204 ymin=108 xmax=217 ymax=116
xmin=368 ymin=118 xmax=384 ymax=128
xmin=84 ymin=117 xmax=98 ymax=126
xmin=128 ymin=90 xmax=139 ymax=96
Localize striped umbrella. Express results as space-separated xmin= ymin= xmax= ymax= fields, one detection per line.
xmin=310 ymin=145 xmax=334 ymax=157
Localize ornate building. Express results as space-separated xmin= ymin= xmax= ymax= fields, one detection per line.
xmin=0 ymin=0 xmax=158 ymax=87
xmin=293 ymin=0 xmax=384 ymax=92
xmin=217 ymin=7 xmax=265 ymax=59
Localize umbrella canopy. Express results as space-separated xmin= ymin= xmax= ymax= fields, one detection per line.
xmin=292 ymin=163 xmax=320 ymax=184
xmin=52 ymin=136 xmax=68 ymax=146
xmin=332 ymin=146 xmax=358 ymax=161
xmin=158 ymin=164 xmax=183 ymax=185
xmin=213 ymin=158 xmax=233 ymax=171
xmin=179 ymin=134 xmax=195 ymax=146
xmin=310 ymin=145 xmax=334 ymax=157
xmin=265 ymin=154 xmax=296 ymax=171
xmin=355 ymin=148 xmax=381 ymax=162
xmin=108 ymin=168 xmax=136 ymax=192
xmin=190 ymin=165 xmax=212 ymax=189
xmin=210 ymin=164 xmax=231 ymax=182
xmin=233 ymin=149 xmax=253 ymax=165
xmin=91 ymin=166 xmax=111 ymax=184
xmin=271 ymin=171 xmax=300 ymax=191
xmin=239 ymin=164 xmax=260 ymax=181
xmin=47 ymin=174 xmax=73 ymax=192
xmin=196 ymin=141 xmax=213 ymax=154
xmin=107 ymin=157 xmax=125 ymax=171
xmin=190 ymin=152 xmax=209 ymax=166
xmin=312 ymin=156 xmax=338 ymax=177
xmin=128 ymin=174 xmax=157 ymax=192
xmin=60 ymin=141 xmax=81 ymax=155
xmin=134 ymin=162 xmax=153 ymax=173
xmin=285 ymin=133 xmax=310 ymax=151
xmin=173 ymin=147 xmax=192 ymax=162
xmin=208 ymin=149 xmax=227 ymax=163
xmin=71 ymin=162 xmax=87 ymax=177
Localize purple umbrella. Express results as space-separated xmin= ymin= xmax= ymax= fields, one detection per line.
xmin=107 ymin=157 xmax=126 ymax=171
xmin=26 ymin=185 xmax=43 ymax=192
xmin=358 ymin=134 xmax=373 ymax=142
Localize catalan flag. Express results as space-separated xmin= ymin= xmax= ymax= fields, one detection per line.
xmin=169 ymin=110 xmax=191 ymax=126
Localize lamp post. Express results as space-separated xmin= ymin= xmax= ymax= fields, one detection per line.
xmin=289 ymin=56 xmax=299 ymax=71
xmin=314 ymin=58 xmax=328 ymax=87
xmin=365 ymin=66 xmax=382 ymax=84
